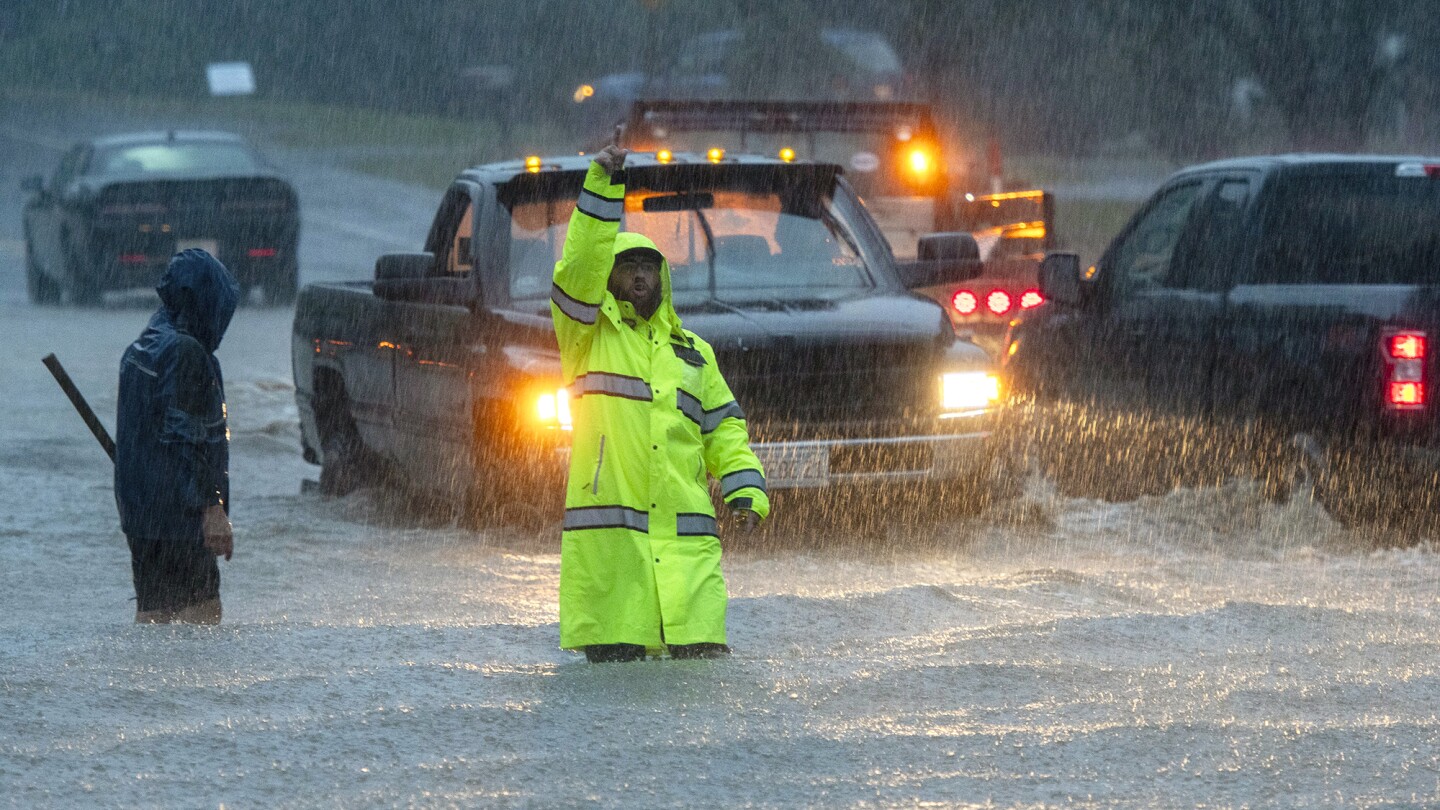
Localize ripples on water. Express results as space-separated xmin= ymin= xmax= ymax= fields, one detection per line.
xmin=2 ymin=309 xmax=1438 ymax=808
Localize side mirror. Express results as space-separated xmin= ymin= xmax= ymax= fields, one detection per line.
xmin=21 ymin=175 xmax=44 ymax=194
xmin=375 ymin=252 xmax=434 ymax=281
xmin=1039 ymin=252 xmax=1082 ymax=306
xmin=894 ymin=231 xmax=982 ymax=289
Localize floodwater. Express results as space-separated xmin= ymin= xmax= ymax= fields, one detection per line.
xmin=3 ymin=299 xmax=1438 ymax=808
xmin=2 ymin=108 xmax=1439 ymax=808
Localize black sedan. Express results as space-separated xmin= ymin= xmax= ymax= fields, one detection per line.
xmin=22 ymin=130 xmax=300 ymax=305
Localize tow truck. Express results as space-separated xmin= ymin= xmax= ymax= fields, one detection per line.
xmin=617 ymin=99 xmax=1054 ymax=357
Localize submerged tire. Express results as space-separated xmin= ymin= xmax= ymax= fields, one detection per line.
xmin=318 ymin=432 xmax=366 ymax=497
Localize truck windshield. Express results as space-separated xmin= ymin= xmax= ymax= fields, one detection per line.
xmin=507 ymin=182 xmax=875 ymax=304
xmin=1254 ymin=169 xmax=1440 ymax=285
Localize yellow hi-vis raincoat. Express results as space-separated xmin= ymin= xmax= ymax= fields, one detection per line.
xmin=550 ymin=162 xmax=769 ymax=652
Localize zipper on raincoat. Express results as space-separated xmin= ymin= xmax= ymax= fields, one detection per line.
xmin=591 ymin=434 xmax=606 ymax=494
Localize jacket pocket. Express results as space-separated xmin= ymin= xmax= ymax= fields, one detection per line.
xmin=590 ymin=434 xmax=607 ymax=495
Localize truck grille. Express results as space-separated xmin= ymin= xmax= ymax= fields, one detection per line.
xmin=716 ymin=341 xmax=938 ymax=438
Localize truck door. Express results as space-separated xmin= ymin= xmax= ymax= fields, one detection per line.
xmin=1068 ymin=177 xmax=1213 ymax=411
xmin=390 ymin=186 xmax=483 ymax=490
xmin=1117 ymin=174 xmax=1255 ymax=414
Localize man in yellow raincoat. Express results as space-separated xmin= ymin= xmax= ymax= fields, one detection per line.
xmin=551 ymin=133 xmax=769 ymax=663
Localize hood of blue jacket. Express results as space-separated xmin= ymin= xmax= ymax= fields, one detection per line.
xmin=156 ymin=249 xmax=240 ymax=352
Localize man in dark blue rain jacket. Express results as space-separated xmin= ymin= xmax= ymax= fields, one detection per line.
xmin=115 ymin=249 xmax=239 ymax=624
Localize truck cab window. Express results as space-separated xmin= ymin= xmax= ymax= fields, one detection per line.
xmin=1108 ymin=181 xmax=1204 ymax=294
xmin=1169 ymin=178 xmax=1252 ymax=290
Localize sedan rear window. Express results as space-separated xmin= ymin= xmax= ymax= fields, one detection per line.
xmin=1253 ymin=170 xmax=1440 ymax=285
xmin=90 ymin=142 xmax=262 ymax=175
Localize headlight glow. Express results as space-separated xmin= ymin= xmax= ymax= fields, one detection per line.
xmin=536 ymin=388 xmax=572 ymax=429
xmin=940 ymin=371 xmax=1001 ymax=411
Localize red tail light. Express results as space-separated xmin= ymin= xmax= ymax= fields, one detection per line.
xmin=952 ymin=290 xmax=977 ymax=315
xmin=247 ymin=247 xmax=278 ymax=258
xmin=119 ymin=253 xmax=149 ymax=264
xmin=986 ymin=290 xmax=1012 ymax=315
xmin=1390 ymin=333 xmax=1426 ymax=360
xmin=1019 ymin=289 xmax=1044 ymax=310
xmin=1390 ymin=382 xmax=1424 ymax=406
xmin=1382 ymin=329 xmax=1428 ymax=411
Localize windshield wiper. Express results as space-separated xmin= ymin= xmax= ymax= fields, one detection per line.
xmin=692 ymin=207 xmax=719 ymax=302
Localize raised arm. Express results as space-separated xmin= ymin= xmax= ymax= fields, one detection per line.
xmin=550 ymin=133 xmax=628 ymax=375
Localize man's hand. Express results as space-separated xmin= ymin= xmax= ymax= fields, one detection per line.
xmin=728 ymin=506 xmax=759 ymax=534
xmin=593 ymin=124 xmax=628 ymax=177
xmin=202 ymin=504 xmax=233 ymax=561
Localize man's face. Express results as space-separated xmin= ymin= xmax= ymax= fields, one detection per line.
xmin=608 ymin=253 xmax=663 ymax=317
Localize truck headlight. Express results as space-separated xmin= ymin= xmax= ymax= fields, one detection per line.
xmin=939 ymin=371 xmax=1001 ymax=412
xmin=535 ymin=388 xmax=572 ymax=430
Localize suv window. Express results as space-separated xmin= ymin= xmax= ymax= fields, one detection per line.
xmin=1253 ymin=169 xmax=1440 ymax=285
xmin=1108 ymin=180 xmax=1205 ymax=293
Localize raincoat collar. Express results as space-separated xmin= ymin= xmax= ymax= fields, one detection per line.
xmin=155 ymin=249 xmax=240 ymax=352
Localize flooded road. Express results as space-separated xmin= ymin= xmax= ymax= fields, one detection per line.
xmin=2 ymin=105 xmax=1439 ymax=808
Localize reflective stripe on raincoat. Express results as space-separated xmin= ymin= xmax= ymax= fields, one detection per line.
xmin=551 ymin=162 xmax=769 ymax=651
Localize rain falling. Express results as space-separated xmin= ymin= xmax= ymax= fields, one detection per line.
xmin=2 ymin=1 xmax=1440 ymax=807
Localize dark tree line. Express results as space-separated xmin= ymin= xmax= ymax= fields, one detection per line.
xmin=4 ymin=0 xmax=1439 ymax=157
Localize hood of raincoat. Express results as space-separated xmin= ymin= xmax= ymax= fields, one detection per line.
xmin=156 ymin=249 xmax=239 ymax=352
xmin=612 ymin=231 xmax=685 ymax=338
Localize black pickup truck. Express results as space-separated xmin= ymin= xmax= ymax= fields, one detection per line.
xmin=291 ymin=151 xmax=1008 ymax=525
xmin=1007 ymin=154 xmax=1440 ymax=534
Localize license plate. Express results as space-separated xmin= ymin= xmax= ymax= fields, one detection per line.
xmin=175 ymin=238 xmax=219 ymax=257
xmin=753 ymin=444 xmax=829 ymax=487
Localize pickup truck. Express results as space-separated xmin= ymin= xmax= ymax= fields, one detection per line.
xmin=1006 ymin=154 xmax=1440 ymax=535
xmin=291 ymin=151 xmax=1009 ymax=526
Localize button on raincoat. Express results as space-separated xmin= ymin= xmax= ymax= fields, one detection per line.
xmin=551 ymin=162 xmax=769 ymax=652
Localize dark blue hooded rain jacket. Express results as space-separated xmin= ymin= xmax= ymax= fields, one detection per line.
xmin=115 ymin=249 xmax=239 ymax=541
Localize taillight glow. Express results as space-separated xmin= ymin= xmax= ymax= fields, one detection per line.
xmin=247 ymin=247 xmax=278 ymax=258
xmin=986 ymin=290 xmax=1012 ymax=315
xmin=952 ymin=290 xmax=977 ymax=315
xmin=1382 ymin=328 xmax=1428 ymax=412
xmin=1390 ymin=382 xmax=1424 ymax=406
xmin=1390 ymin=333 xmax=1426 ymax=360
xmin=119 ymin=253 xmax=149 ymax=264
xmin=1019 ymin=289 xmax=1045 ymax=310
